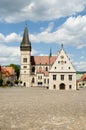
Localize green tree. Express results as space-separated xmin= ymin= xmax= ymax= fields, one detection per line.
xmin=0 ymin=78 xmax=3 ymax=86
xmin=10 ymin=64 xmax=20 ymax=79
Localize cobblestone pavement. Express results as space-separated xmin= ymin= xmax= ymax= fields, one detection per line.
xmin=0 ymin=87 xmax=86 ymax=130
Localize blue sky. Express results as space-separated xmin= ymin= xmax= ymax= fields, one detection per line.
xmin=0 ymin=0 xmax=86 ymax=71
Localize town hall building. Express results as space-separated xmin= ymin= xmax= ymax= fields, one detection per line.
xmin=20 ymin=26 xmax=76 ymax=90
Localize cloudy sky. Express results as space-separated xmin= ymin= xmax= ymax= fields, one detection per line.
xmin=0 ymin=0 xmax=86 ymax=71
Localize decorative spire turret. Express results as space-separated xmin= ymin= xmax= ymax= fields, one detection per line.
xmin=20 ymin=26 xmax=31 ymax=51
xmin=49 ymin=48 xmax=52 ymax=57
xmin=61 ymin=43 xmax=63 ymax=49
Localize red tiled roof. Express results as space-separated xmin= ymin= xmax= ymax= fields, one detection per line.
xmin=80 ymin=73 xmax=86 ymax=81
xmin=36 ymin=68 xmax=49 ymax=76
xmin=1 ymin=67 xmax=16 ymax=77
xmin=31 ymin=56 xmax=57 ymax=65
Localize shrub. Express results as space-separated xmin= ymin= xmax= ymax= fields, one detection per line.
xmin=6 ymin=80 xmax=10 ymax=86
xmin=0 ymin=78 xmax=3 ymax=86
xmin=14 ymin=80 xmax=19 ymax=85
xmin=19 ymin=81 xmax=22 ymax=84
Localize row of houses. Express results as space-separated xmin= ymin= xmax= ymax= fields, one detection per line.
xmin=0 ymin=64 xmax=86 ymax=88
xmin=0 ymin=66 xmax=16 ymax=86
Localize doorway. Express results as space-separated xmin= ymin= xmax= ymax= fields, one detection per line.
xmin=59 ymin=83 xmax=65 ymax=90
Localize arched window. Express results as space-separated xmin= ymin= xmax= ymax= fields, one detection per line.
xmin=53 ymin=85 xmax=56 ymax=89
xmin=32 ymin=77 xmax=35 ymax=83
xmin=46 ymin=67 xmax=48 ymax=71
xmin=32 ymin=67 xmax=35 ymax=73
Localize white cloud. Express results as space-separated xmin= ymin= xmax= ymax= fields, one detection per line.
xmin=45 ymin=22 xmax=54 ymax=33
xmin=0 ymin=0 xmax=86 ymax=23
xmin=0 ymin=44 xmax=20 ymax=65
xmin=0 ymin=33 xmax=21 ymax=43
xmin=31 ymin=49 xmax=38 ymax=55
xmin=0 ymin=15 xmax=86 ymax=50
xmin=30 ymin=15 xmax=86 ymax=48
xmin=80 ymin=56 xmax=84 ymax=59
xmin=74 ymin=61 xmax=86 ymax=71
xmin=0 ymin=15 xmax=86 ymax=49
xmin=0 ymin=43 xmax=38 ymax=65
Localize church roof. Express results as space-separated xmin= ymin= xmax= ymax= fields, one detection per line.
xmin=31 ymin=56 xmax=57 ymax=65
xmin=21 ymin=26 xmax=31 ymax=46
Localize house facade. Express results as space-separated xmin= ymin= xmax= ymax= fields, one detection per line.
xmin=20 ymin=26 xmax=76 ymax=90
xmin=77 ymin=73 xmax=86 ymax=88
xmin=0 ymin=66 xmax=16 ymax=85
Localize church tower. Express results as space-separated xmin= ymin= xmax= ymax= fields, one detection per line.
xmin=20 ymin=26 xmax=31 ymax=87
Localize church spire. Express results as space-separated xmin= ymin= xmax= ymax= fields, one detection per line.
xmin=20 ymin=26 xmax=31 ymax=51
xmin=49 ymin=48 xmax=52 ymax=57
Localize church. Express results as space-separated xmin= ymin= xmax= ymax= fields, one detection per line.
xmin=20 ymin=26 xmax=76 ymax=90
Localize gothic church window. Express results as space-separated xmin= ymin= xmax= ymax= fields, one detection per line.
xmin=32 ymin=77 xmax=35 ymax=83
xmin=46 ymin=67 xmax=48 ymax=71
xmin=32 ymin=67 xmax=35 ymax=72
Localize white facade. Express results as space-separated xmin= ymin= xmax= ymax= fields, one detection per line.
xmin=49 ymin=48 xmax=76 ymax=90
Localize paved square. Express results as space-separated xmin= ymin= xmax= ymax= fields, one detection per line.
xmin=0 ymin=87 xmax=86 ymax=130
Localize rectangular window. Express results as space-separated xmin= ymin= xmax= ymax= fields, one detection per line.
xmin=44 ymin=79 xmax=46 ymax=84
xmin=23 ymin=66 xmax=27 ymax=68
xmin=23 ymin=58 xmax=27 ymax=62
xmin=38 ymin=76 xmax=42 ymax=80
xmin=69 ymin=85 xmax=72 ymax=89
xmin=53 ymin=75 xmax=56 ymax=80
xmin=47 ymin=79 xmax=49 ymax=84
xmin=69 ymin=75 xmax=72 ymax=80
xmin=61 ymin=75 xmax=64 ymax=80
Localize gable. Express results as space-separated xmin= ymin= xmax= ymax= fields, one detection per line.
xmin=49 ymin=49 xmax=76 ymax=73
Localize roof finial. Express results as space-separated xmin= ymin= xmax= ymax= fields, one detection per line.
xmin=25 ymin=21 xmax=28 ymax=29
xmin=61 ymin=43 xmax=63 ymax=49
xmin=49 ymin=48 xmax=52 ymax=57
